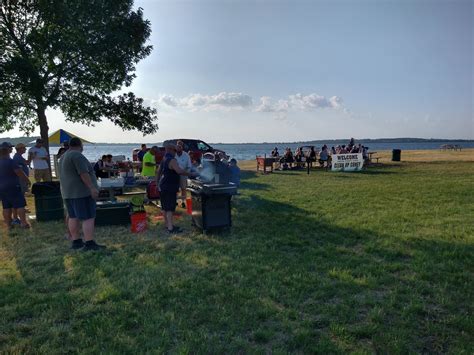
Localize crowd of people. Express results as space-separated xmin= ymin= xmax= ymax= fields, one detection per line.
xmin=0 ymin=138 xmax=56 ymax=230
xmin=270 ymin=138 xmax=369 ymax=169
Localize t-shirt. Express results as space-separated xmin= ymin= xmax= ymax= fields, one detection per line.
xmin=58 ymin=150 xmax=98 ymax=199
xmin=13 ymin=153 xmax=29 ymax=176
xmin=175 ymin=151 xmax=192 ymax=172
xmin=320 ymin=150 xmax=328 ymax=160
xmin=0 ymin=158 xmax=20 ymax=192
xmin=28 ymin=146 xmax=49 ymax=169
xmin=141 ymin=151 xmax=156 ymax=177
xmin=137 ymin=150 xmax=147 ymax=162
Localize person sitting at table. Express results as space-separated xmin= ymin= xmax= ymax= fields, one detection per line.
xmin=280 ymin=147 xmax=294 ymax=169
xmin=308 ymin=146 xmax=317 ymax=164
xmin=294 ymin=147 xmax=304 ymax=167
xmin=319 ymin=146 xmax=329 ymax=167
xmin=271 ymin=147 xmax=279 ymax=157
xmin=104 ymin=154 xmax=117 ymax=177
xmin=93 ymin=155 xmax=109 ymax=178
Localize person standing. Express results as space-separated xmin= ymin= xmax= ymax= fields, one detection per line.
xmin=56 ymin=141 xmax=69 ymax=159
xmin=229 ymin=158 xmax=241 ymax=187
xmin=156 ymin=143 xmax=196 ymax=234
xmin=11 ymin=143 xmax=31 ymax=226
xmin=137 ymin=144 xmax=147 ymax=162
xmin=141 ymin=146 xmax=158 ymax=177
xmin=175 ymin=140 xmax=192 ymax=208
xmin=59 ymin=137 xmax=105 ymax=251
xmin=0 ymin=142 xmax=30 ymax=229
xmin=28 ymin=138 xmax=51 ymax=181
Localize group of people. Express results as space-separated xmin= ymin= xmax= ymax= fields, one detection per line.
xmin=0 ymin=138 xmax=54 ymax=230
xmin=93 ymin=154 xmax=116 ymax=178
xmin=270 ymin=138 xmax=369 ymax=169
xmin=1 ymin=136 xmax=242 ymax=249
xmin=134 ymin=140 xmax=240 ymax=233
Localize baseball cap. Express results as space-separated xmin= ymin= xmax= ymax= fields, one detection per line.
xmin=36 ymin=138 xmax=44 ymax=144
xmin=1 ymin=142 xmax=13 ymax=149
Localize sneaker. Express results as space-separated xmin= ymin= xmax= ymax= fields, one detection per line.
xmin=11 ymin=218 xmax=21 ymax=226
xmin=71 ymin=239 xmax=84 ymax=250
xmin=82 ymin=240 xmax=106 ymax=251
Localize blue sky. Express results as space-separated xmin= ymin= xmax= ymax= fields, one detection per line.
xmin=6 ymin=0 xmax=474 ymax=143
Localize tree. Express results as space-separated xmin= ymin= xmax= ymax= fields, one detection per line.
xmin=0 ymin=0 xmax=158 ymax=153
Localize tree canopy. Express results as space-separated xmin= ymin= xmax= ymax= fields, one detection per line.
xmin=0 ymin=0 xmax=157 ymax=147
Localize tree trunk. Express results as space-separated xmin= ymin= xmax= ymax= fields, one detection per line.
xmin=37 ymin=107 xmax=52 ymax=180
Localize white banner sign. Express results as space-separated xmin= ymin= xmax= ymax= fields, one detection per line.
xmin=331 ymin=153 xmax=364 ymax=171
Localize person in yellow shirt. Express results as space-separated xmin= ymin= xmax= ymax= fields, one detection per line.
xmin=141 ymin=146 xmax=158 ymax=177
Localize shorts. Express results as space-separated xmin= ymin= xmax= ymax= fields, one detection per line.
xmin=64 ymin=196 xmax=96 ymax=221
xmin=160 ymin=190 xmax=177 ymax=212
xmin=0 ymin=186 xmax=26 ymax=209
xmin=34 ymin=169 xmax=51 ymax=182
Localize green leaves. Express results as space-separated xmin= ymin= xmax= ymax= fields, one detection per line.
xmin=1 ymin=0 xmax=157 ymax=136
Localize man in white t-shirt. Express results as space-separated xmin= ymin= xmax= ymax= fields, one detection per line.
xmin=175 ymin=140 xmax=192 ymax=208
xmin=28 ymin=138 xmax=51 ymax=181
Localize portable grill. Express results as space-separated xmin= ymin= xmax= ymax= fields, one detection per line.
xmin=187 ymin=173 xmax=237 ymax=232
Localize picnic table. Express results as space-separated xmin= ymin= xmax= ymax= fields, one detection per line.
xmin=368 ymin=152 xmax=380 ymax=164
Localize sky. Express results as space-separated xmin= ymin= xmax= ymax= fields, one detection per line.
xmin=4 ymin=0 xmax=473 ymax=143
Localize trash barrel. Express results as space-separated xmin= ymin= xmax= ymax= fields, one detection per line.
xmin=392 ymin=149 xmax=401 ymax=162
xmin=31 ymin=181 xmax=64 ymax=222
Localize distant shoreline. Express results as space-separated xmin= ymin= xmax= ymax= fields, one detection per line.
xmin=86 ymin=138 xmax=474 ymax=145
xmin=1 ymin=136 xmax=472 ymax=146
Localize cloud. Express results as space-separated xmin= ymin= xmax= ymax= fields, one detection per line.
xmin=255 ymin=96 xmax=290 ymax=112
xmin=288 ymin=93 xmax=343 ymax=110
xmin=153 ymin=92 xmax=253 ymax=111
xmin=146 ymin=91 xmax=345 ymax=114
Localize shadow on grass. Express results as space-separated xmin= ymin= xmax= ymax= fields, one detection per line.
xmin=2 ymin=191 xmax=471 ymax=353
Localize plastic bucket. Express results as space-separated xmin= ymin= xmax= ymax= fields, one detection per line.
xmin=186 ymin=197 xmax=192 ymax=215
xmin=131 ymin=212 xmax=147 ymax=233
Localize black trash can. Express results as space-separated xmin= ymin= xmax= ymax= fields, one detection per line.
xmin=392 ymin=149 xmax=401 ymax=162
xmin=31 ymin=181 xmax=64 ymax=222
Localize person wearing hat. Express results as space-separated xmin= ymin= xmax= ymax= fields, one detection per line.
xmin=156 ymin=143 xmax=198 ymax=234
xmin=11 ymin=143 xmax=31 ymax=226
xmin=0 ymin=142 xmax=31 ymax=229
xmin=28 ymin=138 xmax=51 ymax=181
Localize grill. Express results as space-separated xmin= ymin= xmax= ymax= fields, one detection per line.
xmin=187 ymin=178 xmax=237 ymax=232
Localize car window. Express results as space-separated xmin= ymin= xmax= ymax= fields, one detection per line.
xmin=197 ymin=141 xmax=210 ymax=152
xmin=186 ymin=141 xmax=198 ymax=151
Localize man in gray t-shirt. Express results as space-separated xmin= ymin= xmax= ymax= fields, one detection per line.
xmin=58 ymin=138 xmax=105 ymax=251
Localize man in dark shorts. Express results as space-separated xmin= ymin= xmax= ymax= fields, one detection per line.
xmin=0 ymin=142 xmax=31 ymax=229
xmin=58 ymin=137 xmax=105 ymax=251
xmin=11 ymin=143 xmax=31 ymax=226
xmin=156 ymin=143 xmax=197 ymax=234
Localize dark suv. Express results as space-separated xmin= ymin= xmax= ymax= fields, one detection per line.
xmin=163 ymin=139 xmax=228 ymax=162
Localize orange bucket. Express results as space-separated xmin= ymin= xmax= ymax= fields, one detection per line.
xmin=131 ymin=212 xmax=147 ymax=233
xmin=186 ymin=197 xmax=192 ymax=215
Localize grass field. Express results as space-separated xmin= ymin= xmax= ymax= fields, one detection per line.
xmin=1 ymin=150 xmax=473 ymax=353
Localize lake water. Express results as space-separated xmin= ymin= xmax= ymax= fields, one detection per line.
xmin=45 ymin=140 xmax=474 ymax=162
